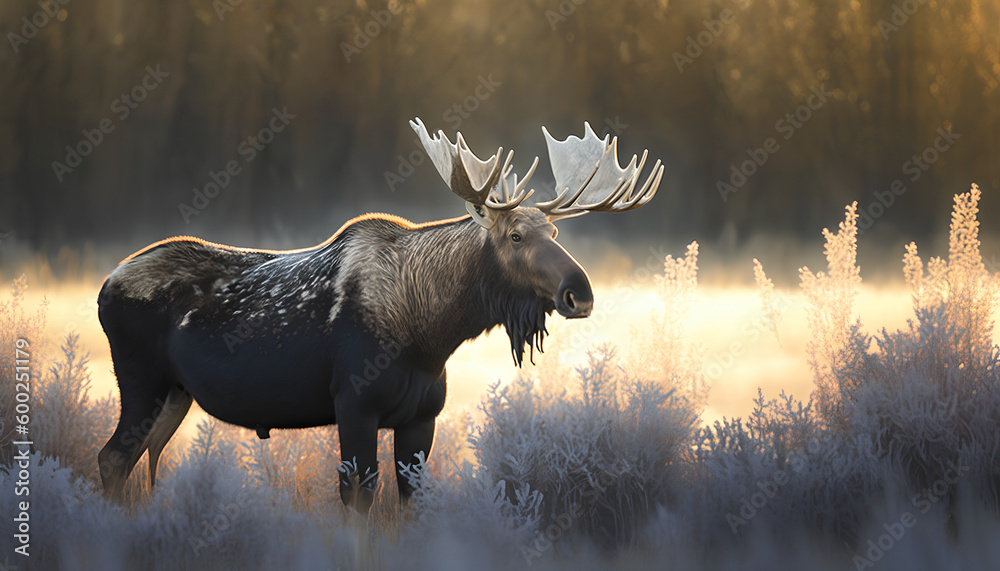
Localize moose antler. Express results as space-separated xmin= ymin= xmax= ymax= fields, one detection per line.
xmin=410 ymin=118 xmax=538 ymax=218
xmin=535 ymin=122 xmax=663 ymax=220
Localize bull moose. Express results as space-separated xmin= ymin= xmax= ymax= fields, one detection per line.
xmin=97 ymin=118 xmax=663 ymax=512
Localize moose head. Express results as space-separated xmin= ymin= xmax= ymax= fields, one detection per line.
xmin=411 ymin=117 xmax=663 ymax=326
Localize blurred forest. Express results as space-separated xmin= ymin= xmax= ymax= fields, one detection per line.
xmin=0 ymin=0 xmax=998 ymax=258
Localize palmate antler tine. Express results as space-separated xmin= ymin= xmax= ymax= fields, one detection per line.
xmin=518 ymin=156 xmax=540 ymax=194
xmin=533 ymin=152 xmax=604 ymax=216
xmin=615 ymin=157 xmax=663 ymax=211
xmin=536 ymin=122 xmax=664 ymax=219
xmin=488 ymin=156 xmax=539 ymax=211
xmin=588 ymin=150 xmax=649 ymax=212
xmin=496 ymin=150 xmax=518 ymax=204
xmin=600 ymin=153 xmax=663 ymax=213
xmin=548 ymin=136 xmax=638 ymax=214
xmin=533 ymin=158 xmax=620 ymax=218
xmin=455 ymin=132 xmax=504 ymax=200
xmin=410 ymin=117 xmax=503 ymax=205
xmin=499 ymin=150 xmax=516 ymax=202
xmin=552 ymin=176 xmax=630 ymax=216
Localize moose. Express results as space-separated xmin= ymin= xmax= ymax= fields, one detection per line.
xmin=97 ymin=118 xmax=663 ymax=512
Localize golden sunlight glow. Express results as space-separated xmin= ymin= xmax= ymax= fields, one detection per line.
xmin=24 ymin=280 xmax=927 ymax=442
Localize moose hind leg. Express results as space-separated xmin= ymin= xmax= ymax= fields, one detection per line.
xmin=98 ymin=360 xmax=171 ymax=501
xmin=393 ymin=417 xmax=436 ymax=504
xmin=146 ymin=386 xmax=193 ymax=489
xmin=335 ymin=401 xmax=379 ymax=514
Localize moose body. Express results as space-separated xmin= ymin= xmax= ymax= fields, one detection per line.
xmin=98 ymin=118 xmax=662 ymax=512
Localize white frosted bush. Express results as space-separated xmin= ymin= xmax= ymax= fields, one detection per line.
xmin=691 ymin=389 xmax=879 ymax=549
xmin=471 ymin=345 xmax=698 ymax=548
xmin=628 ymin=241 xmax=708 ymax=410
xmin=395 ymin=451 xmax=544 ymax=570
xmin=0 ymin=276 xmax=47 ymax=467
xmin=833 ymin=186 xmax=1000 ymax=505
xmin=6 ymin=185 xmax=1000 ymax=569
xmin=33 ymin=333 xmax=119 ymax=487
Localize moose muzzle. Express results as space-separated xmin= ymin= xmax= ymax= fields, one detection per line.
xmin=555 ymin=269 xmax=593 ymax=318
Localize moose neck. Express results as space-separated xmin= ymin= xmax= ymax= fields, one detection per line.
xmin=364 ymin=216 xmax=547 ymax=370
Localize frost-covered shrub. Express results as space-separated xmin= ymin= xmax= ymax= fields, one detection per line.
xmin=10 ymin=186 xmax=1000 ymax=569
xmin=33 ymin=333 xmax=119 ymax=488
xmin=904 ymin=184 xmax=998 ymax=360
xmin=692 ymin=390 xmax=877 ymax=546
xmin=221 ymin=407 xmax=474 ymax=532
xmin=835 ymin=185 xmax=1000 ymax=503
xmin=0 ymin=277 xmax=121 ymax=492
xmin=628 ymin=241 xmax=708 ymax=410
xmin=761 ymin=183 xmax=1000 ymax=547
xmin=752 ymin=257 xmax=784 ymax=344
xmin=797 ymin=202 xmax=863 ymax=427
xmin=0 ymin=436 xmax=355 ymax=570
xmin=395 ymin=452 xmax=544 ymax=569
xmin=836 ymin=309 xmax=1000 ymax=501
xmin=195 ymin=416 xmax=387 ymax=528
xmin=133 ymin=419 xmax=323 ymax=571
xmin=0 ymin=452 xmax=127 ymax=567
xmin=472 ymin=345 xmax=698 ymax=547
xmin=241 ymin=423 xmax=342 ymax=515
xmin=0 ymin=276 xmax=47 ymax=467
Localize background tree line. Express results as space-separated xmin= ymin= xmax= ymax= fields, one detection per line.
xmin=0 ymin=0 xmax=997 ymax=258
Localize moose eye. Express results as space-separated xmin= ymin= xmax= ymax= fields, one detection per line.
xmin=510 ymin=232 xmax=522 ymax=243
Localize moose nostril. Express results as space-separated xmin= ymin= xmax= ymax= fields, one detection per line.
xmin=564 ymin=290 xmax=576 ymax=310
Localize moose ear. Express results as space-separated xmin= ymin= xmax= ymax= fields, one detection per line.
xmin=465 ymin=201 xmax=496 ymax=229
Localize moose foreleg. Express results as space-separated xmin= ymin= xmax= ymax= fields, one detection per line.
xmin=393 ymin=417 xmax=436 ymax=505
xmin=335 ymin=403 xmax=379 ymax=514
